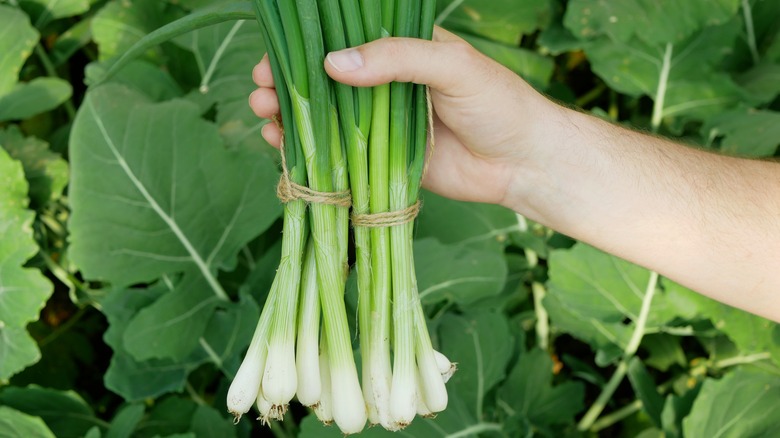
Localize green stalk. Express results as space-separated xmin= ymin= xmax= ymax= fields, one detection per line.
xmin=388 ymin=0 xmax=418 ymax=426
xmin=253 ymin=6 xmax=311 ymax=411
xmin=407 ymin=0 xmax=435 ymax=198
xmin=262 ymin=197 xmax=307 ymax=407
xmin=339 ymin=0 xmax=373 ymax=134
xmin=318 ymin=0 xmax=377 ymax=423
xmin=296 ymin=240 xmax=322 ymax=407
xmin=328 ymin=100 xmax=350 ymax=272
xmin=359 ymin=0 xmax=381 ymax=41
xmin=363 ymin=0 xmax=395 ymax=427
xmin=408 ymin=1 xmax=445 ymax=412
xmin=293 ymin=0 xmax=366 ymax=432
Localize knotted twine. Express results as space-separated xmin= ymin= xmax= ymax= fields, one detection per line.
xmin=275 ymin=86 xmax=435 ymax=229
xmin=274 ymin=114 xmax=352 ymax=208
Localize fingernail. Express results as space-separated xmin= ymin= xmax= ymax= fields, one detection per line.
xmin=327 ymin=49 xmax=364 ymax=72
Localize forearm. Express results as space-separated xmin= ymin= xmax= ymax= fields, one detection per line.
xmin=508 ymin=105 xmax=780 ymax=321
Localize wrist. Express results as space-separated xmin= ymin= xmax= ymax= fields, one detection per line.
xmin=497 ymin=98 xmax=573 ymax=221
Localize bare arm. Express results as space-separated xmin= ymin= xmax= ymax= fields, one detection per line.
xmin=515 ymin=106 xmax=780 ymax=321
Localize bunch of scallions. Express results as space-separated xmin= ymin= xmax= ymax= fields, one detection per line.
xmin=227 ymin=0 xmax=456 ymax=434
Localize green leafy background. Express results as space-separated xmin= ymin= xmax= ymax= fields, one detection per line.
xmin=1 ymin=0 xmax=779 ymax=437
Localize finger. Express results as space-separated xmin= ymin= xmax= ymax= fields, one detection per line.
xmin=262 ymin=122 xmax=282 ymax=149
xmin=252 ymin=53 xmax=275 ymax=88
xmin=249 ymin=87 xmax=280 ymax=119
xmin=323 ymin=27 xmax=486 ymax=96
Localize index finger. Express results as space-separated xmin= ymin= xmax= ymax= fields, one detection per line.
xmin=252 ymin=53 xmax=275 ymax=88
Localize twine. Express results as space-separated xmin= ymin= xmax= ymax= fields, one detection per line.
xmin=422 ymin=85 xmax=435 ymax=180
xmin=351 ymin=200 xmax=422 ymax=228
xmin=273 ymin=115 xmax=352 ymax=207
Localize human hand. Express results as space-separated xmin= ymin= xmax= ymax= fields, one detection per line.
xmin=249 ymin=27 xmax=561 ymax=208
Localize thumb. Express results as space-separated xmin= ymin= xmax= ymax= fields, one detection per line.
xmin=323 ymin=28 xmax=485 ymax=96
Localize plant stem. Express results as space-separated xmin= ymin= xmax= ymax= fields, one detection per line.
xmin=434 ymin=0 xmax=465 ymax=25
xmin=741 ymin=0 xmax=760 ymax=65
xmin=199 ymin=20 xmax=245 ymax=93
xmin=650 ymin=43 xmax=673 ymax=132
xmin=577 ymin=271 xmax=659 ymax=431
xmin=714 ymin=352 xmax=771 ymax=369
xmin=35 ymin=43 xmax=77 ymax=120
xmin=446 ymin=422 xmax=503 ymax=438
xmin=590 ymin=399 xmax=643 ymax=432
xmin=531 ymin=282 xmax=549 ymax=350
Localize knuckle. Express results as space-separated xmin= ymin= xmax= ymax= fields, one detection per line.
xmin=446 ymin=40 xmax=477 ymax=64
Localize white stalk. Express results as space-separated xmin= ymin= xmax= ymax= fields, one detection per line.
xmin=226 ymin=293 xmax=275 ymax=421
xmin=262 ymin=199 xmax=306 ymax=408
xmin=389 ymin=227 xmax=417 ymax=427
xmin=370 ymin=311 xmax=394 ymax=429
xmin=411 ymin=263 xmax=448 ymax=413
xmin=389 ymin=349 xmax=417 ymax=427
xmin=314 ymin=335 xmax=334 ymax=425
xmin=415 ymin=365 xmax=433 ymax=417
xmin=435 ymin=350 xmax=457 ymax=384
xmin=256 ymin=391 xmax=273 ymax=426
xmin=296 ymin=241 xmax=322 ymax=406
xmin=415 ymin=342 xmax=448 ymax=412
xmin=363 ymin=361 xmax=380 ymax=425
xmin=330 ymin=355 xmax=368 ymax=433
xmin=262 ymin=336 xmax=297 ymax=410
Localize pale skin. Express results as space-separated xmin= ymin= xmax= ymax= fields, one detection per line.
xmin=249 ymin=28 xmax=780 ymax=323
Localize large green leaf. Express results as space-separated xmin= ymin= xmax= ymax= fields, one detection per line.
xmin=683 ymin=369 xmax=780 ymax=436
xmin=300 ymin=311 xmax=514 ymax=437
xmin=438 ymin=311 xmax=514 ymax=419
xmin=664 ymin=281 xmax=780 ymax=366
xmin=0 ymin=148 xmax=53 ymax=380
xmin=416 ymin=191 xmax=518 ymax=252
xmin=174 ymin=19 xmax=269 ymax=153
xmin=298 ymin=396 xmax=483 ymax=438
xmin=122 ymin=275 xmax=220 ymax=361
xmin=414 ymin=238 xmax=506 ymax=306
xmin=100 ymin=285 xmax=207 ymax=400
xmin=133 ymin=397 xmax=235 ymax=438
xmin=564 ymin=0 xmax=739 ymax=45
xmin=565 ymin=2 xmax=746 ymax=124
xmin=18 ymin=0 xmax=90 ymax=28
xmin=0 ymin=327 xmax=41 ymax=382
xmin=0 ymin=406 xmax=55 ymax=438
xmin=0 ymin=5 xmax=39 ymax=96
xmin=0 ymin=78 xmax=72 ymax=122
xmin=458 ymin=32 xmax=555 ymax=90
xmin=1 ymin=126 xmax=69 ymax=206
xmin=702 ymin=107 xmax=780 ymax=157
xmin=91 ymin=0 xmax=180 ymax=61
xmin=0 ymin=386 xmax=101 ymax=438
xmin=69 ymin=84 xmax=281 ymax=289
xmin=86 ymin=59 xmax=184 ymax=103
xmin=101 ymin=278 xmax=257 ymax=399
xmin=51 ymin=16 xmax=94 ymax=67
xmin=437 ymin=0 xmax=552 ymax=44
xmin=497 ymin=348 xmax=584 ymax=430
xmin=105 ymin=404 xmax=144 ymax=438
xmin=544 ymin=244 xmax=682 ymax=363
xmin=736 ymin=62 xmax=780 ymax=105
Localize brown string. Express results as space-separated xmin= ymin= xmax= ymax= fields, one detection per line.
xmin=422 ymin=85 xmax=435 ymax=181
xmin=351 ymin=201 xmax=422 ymax=228
xmin=272 ymin=115 xmax=352 ymax=207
